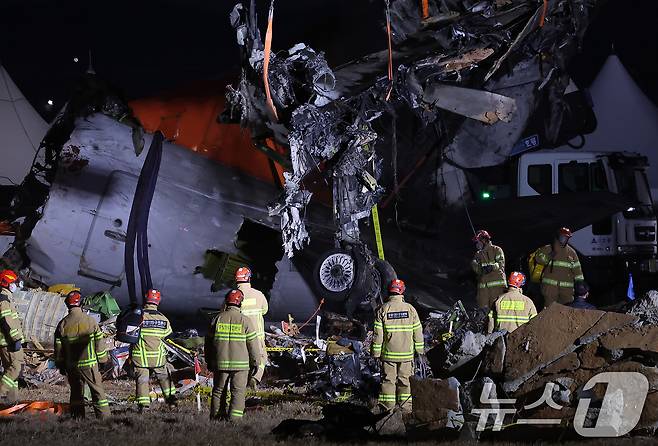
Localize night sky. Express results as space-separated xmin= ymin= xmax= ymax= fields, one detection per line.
xmin=1 ymin=0 xmax=656 ymax=120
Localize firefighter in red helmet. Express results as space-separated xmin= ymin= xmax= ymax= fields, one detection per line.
xmin=471 ymin=230 xmax=507 ymax=309
xmin=534 ymin=227 xmax=584 ymax=308
xmin=0 ymin=270 xmax=24 ymax=400
xmin=372 ymin=279 xmax=424 ymax=413
xmin=235 ymin=266 xmax=268 ymax=387
xmin=130 ymin=289 xmax=177 ymax=411
xmin=55 ymin=291 xmax=110 ymax=418
xmin=205 ymin=289 xmax=261 ymax=420
xmin=488 ymin=272 xmax=537 ymax=334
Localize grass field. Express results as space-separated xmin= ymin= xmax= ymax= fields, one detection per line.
xmin=0 ymin=381 xmax=655 ymax=446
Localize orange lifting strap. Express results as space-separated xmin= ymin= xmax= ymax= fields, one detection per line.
xmin=263 ymin=0 xmax=279 ymax=121
xmin=539 ymin=0 xmax=548 ymax=27
xmin=421 ymin=0 xmax=430 ymax=19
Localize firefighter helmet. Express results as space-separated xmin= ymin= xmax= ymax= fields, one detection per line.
xmin=472 ymin=230 xmax=491 ymax=243
xmin=145 ymin=289 xmax=162 ymax=305
xmin=225 ymin=289 xmax=244 ymax=307
xmin=388 ymin=279 xmax=406 ymax=295
xmin=235 ymin=266 xmax=252 ymax=283
xmin=0 ymin=270 xmax=18 ymax=288
xmin=65 ymin=291 xmax=83 ymax=307
xmin=508 ymin=271 xmax=526 ymax=288
xmin=558 ymin=227 xmax=573 ymax=238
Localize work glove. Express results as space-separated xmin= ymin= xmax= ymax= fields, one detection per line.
xmin=482 ymin=265 xmax=494 ymax=274
xmin=8 ymin=340 xmax=22 ymax=353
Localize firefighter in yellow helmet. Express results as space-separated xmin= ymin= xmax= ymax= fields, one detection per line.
xmin=235 ymin=266 xmax=268 ymax=387
xmin=471 ymin=230 xmax=507 ymax=308
xmin=534 ymin=227 xmax=584 ymax=308
xmin=488 ymin=272 xmax=537 ymax=334
xmin=0 ymin=270 xmax=24 ymax=400
xmin=205 ymin=289 xmax=261 ymax=420
xmin=55 ymin=291 xmax=110 ymax=418
xmin=130 ymin=289 xmax=177 ymax=411
xmin=372 ymin=279 xmax=424 ymax=412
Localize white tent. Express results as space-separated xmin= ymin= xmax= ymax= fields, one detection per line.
xmin=0 ymin=64 xmax=48 ymax=186
xmin=572 ymin=54 xmax=658 ymax=200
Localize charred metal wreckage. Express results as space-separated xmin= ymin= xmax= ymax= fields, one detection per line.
xmin=0 ymin=0 xmax=615 ymax=324
xmin=223 ymin=0 xmax=600 ymax=310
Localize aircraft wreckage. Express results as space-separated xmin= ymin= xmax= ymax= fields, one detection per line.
xmin=1 ymin=0 xmax=643 ymax=325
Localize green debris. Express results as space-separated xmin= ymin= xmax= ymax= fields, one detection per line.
xmin=197 ymin=250 xmax=250 ymax=291
xmin=84 ymin=291 xmax=121 ymax=320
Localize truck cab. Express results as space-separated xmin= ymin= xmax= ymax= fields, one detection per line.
xmin=517 ymin=150 xmax=657 ymax=301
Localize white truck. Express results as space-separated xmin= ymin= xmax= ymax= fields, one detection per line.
xmin=516 ymin=150 xmax=657 ymax=301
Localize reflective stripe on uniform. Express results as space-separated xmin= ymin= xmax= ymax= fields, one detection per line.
xmin=381 ymin=351 xmax=414 ymax=361
xmin=496 ymin=315 xmax=533 ymax=323
xmin=217 ymin=360 xmax=250 ymax=369
xmin=1 ymin=374 xmax=18 ymax=388
xmin=499 ymin=300 xmax=526 ymax=311
xmin=383 ymin=322 xmax=421 ymax=333
xmin=214 ymin=323 xmax=256 ymax=341
xmin=230 ymin=409 xmax=244 ymax=418
xmin=479 ymin=280 xmax=507 ymax=289
xmin=550 ymin=260 xmax=581 ymax=269
xmin=541 ymin=278 xmax=574 ymax=287
xmin=378 ymin=394 xmax=396 ymax=402
xmin=397 ymin=393 xmax=412 ymax=403
xmin=162 ymin=386 xmax=176 ymax=397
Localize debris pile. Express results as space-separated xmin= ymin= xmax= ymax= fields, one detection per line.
xmin=263 ymin=316 xmax=380 ymax=401
xmin=408 ymin=292 xmax=658 ymax=438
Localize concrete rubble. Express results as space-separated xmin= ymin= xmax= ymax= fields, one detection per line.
xmin=408 ymin=290 xmax=658 ymax=438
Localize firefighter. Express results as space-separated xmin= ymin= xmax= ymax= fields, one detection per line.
xmin=0 ymin=270 xmax=24 ymax=400
xmin=55 ymin=291 xmax=110 ymax=418
xmin=535 ymin=227 xmax=585 ymax=308
xmin=372 ymin=279 xmax=424 ymax=413
xmin=471 ymin=230 xmax=507 ymax=309
xmin=235 ymin=266 xmax=268 ymax=387
xmin=488 ymin=272 xmax=537 ymax=334
xmin=205 ymin=289 xmax=260 ymax=421
xmin=130 ymin=289 xmax=177 ymax=411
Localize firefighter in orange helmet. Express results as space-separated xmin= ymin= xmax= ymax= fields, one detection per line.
xmin=534 ymin=227 xmax=584 ymax=308
xmin=471 ymin=230 xmax=507 ymax=308
xmin=235 ymin=266 xmax=268 ymax=387
xmin=205 ymin=289 xmax=261 ymax=420
xmin=130 ymin=289 xmax=176 ymax=411
xmin=0 ymin=270 xmax=24 ymax=400
xmin=488 ymin=272 xmax=537 ymax=334
xmin=372 ymin=279 xmax=424 ymax=412
xmin=55 ymin=291 xmax=110 ymax=418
